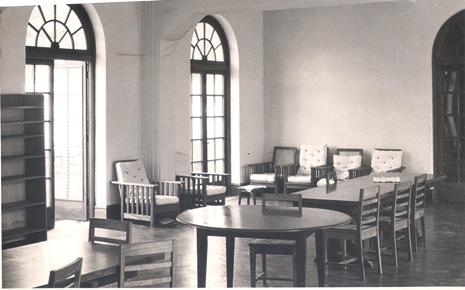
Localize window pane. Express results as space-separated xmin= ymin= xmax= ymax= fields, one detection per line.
xmin=43 ymin=22 xmax=55 ymax=42
xmin=195 ymin=22 xmax=204 ymax=42
xmin=56 ymin=22 xmax=68 ymax=46
xmin=211 ymin=31 xmax=221 ymax=48
xmin=205 ymin=23 xmax=214 ymax=41
xmin=193 ymin=46 xmax=202 ymax=60
xmin=29 ymin=7 xmax=44 ymax=29
xmin=192 ymin=140 xmax=202 ymax=162
xmin=215 ymin=74 xmax=224 ymax=95
xmin=37 ymin=30 xmax=51 ymax=47
xmin=67 ymin=10 xmax=81 ymax=34
xmin=215 ymin=118 xmax=224 ymax=137
xmin=26 ymin=26 xmax=37 ymax=46
xmin=207 ymin=117 xmax=214 ymax=138
xmin=59 ymin=32 xmax=73 ymax=49
xmin=208 ymin=161 xmax=215 ymax=173
xmin=73 ymin=29 xmax=87 ymax=50
xmin=192 ymin=162 xmax=202 ymax=173
xmin=206 ymin=42 xmax=215 ymax=61
xmin=206 ymin=96 xmax=215 ymax=117
xmin=192 ymin=118 xmax=202 ymax=139
xmin=216 ymin=46 xmax=224 ymax=62
xmin=191 ymin=95 xmax=202 ymax=117
xmin=25 ymin=65 xmax=34 ymax=93
xmin=40 ymin=5 xmax=54 ymax=22
xmin=35 ymin=65 xmax=50 ymax=92
xmin=207 ymin=140 xmax=215 ymax=160
xmin=206 ymin=74 xmax=214 ymax=95
xmin=216 ymin=160 xmax=225 ymax=174
xmin=191 ymin=73 xmax=201 ymax=95
xmin=56 ymin=4 xmax=70 ymax=23
xmin=215 ymin=139 xmax=224 ymax=159
xmin=215 ymin=96 xmax=224 ymax=116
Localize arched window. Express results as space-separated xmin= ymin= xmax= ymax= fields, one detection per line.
xmin=25 ymin=4 xmax=95 ymax=225
xmin=190 ymin=16 xmax=230 ymax=173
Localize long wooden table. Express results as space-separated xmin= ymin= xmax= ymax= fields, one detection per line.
xmin=2 ymin=239 xmax=120 ymax=288
xmin=177 ymin=205 xmax=351 ymax=287
xmin=298 ymin=172 xmax=446 ymax=214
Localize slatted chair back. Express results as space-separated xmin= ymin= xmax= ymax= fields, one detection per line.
xmin=262 ymin=193 xmax=302 ymax=216
xmin=89 ymin=218 xmax=132 ymax=245
xmin=413 ymin=174 xmax=427 ymax=217
xmin=357 ymin=185 xmax=381 ymax=230
xmin=176 ymin=174 xmax=208 ymax=208
xmin=48 ymin=257 xmax=83 ymax=288
xmin=272 ymin=146 xmax=298 ymax=167
xmin=390 ymin=181 xmax=412 ymax=221
xmin=120 ymin=240 xmax=176 ymax=288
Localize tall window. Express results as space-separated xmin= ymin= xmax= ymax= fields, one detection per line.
xmin=25 ymin=4 xmax=95 ymax=223
xmin=190 ymin=16 xmax=230 ymax=173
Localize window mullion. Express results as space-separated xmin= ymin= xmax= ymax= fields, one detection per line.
xmin=202 ymin=73 xmax=208 ymax=173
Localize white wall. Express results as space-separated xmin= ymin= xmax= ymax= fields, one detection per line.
xmin=263 ymin=0 xmax=465 ymax=173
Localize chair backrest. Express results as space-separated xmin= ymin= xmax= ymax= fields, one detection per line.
xmin=336 ymin=148 xmax=363 ymax=157
xmin=115 ymin=159 xmax=151 ymax=184
xmin=357 ymin=185 xmax=381 ymax=230
xmin=412 ymin=174 xmax=427 ymax=215
xmin=48 ymin=257 xmax=83 ymax=288
xmin=297 ymin=144 xmax=328 ymax=175
xmin=157 ymin=181 xmax=182 ymax=197
xmin=371 ymin=148 xmax=403 ymax=173
xmin=333 ymin=154 xmax=362 ymax=180
xmin=272 ymin=146 xmax=298 ymax=167
xmin=120 ymin=240 xmax=176 ymax=288
xmin=262 ymin=193 xmax=302 ymax=216
xmin=89 ymin=218 xmax=132 ymax=245
xmin=389 ymin=181 xmax=412 ymax=222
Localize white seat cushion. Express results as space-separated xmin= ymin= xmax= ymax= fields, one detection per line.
xmin=206 ymin=185 xmax=226 ymax=196
xmin=297 ymin=144 xmax=328 ymax=175
xmin=155 ymin=195 xmax=179 ymax=205
xmin=316 ymin=178 xmax=336 ymax=187
xmin=371 ymin=149 xmax=403 ymax=173
xmin=250 ymin=173 xmax=275 ymax=183
xmin=115 ymin=160 xmax=150 ymax=184
xmin=333 ymin=154 xmax=362 ymax=180
xmin=287 ymin=175 xmax=312 ymax=184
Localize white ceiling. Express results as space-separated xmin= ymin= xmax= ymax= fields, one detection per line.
xmin=1 ymin=0 xmax=414 ymax=9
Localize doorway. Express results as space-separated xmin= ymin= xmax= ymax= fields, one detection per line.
xmin=433 ymin=10 xmax=465 ymax=202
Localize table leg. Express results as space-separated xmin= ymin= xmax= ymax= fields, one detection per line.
xmin=315 ymin=229 xmax=325 ymax=287
xmin=197 ymin=228 xmax=208 ymax=288
xmin=294 ymin=233 xmax=307 ymax=287
xmin=226 ymin=235 xmax=235 ymax=288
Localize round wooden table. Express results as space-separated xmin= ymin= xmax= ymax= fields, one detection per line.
xmin=177 ymin=205 xmax=351 ymax=287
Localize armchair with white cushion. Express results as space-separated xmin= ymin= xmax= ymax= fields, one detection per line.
xmin=245 ymin=146 xmax=298 ymax=194
xmin=176 ymin=172 xmax=229 ymax=210
xmin=349 ymin=148 xmax=405 ymax=178
xmin=316 ymin=148 xmax=363 ymax=186
xmin=111 ymin=159 xmax=181 ymax=227
xmin=283 ymin=144 xmax=330 ymax=193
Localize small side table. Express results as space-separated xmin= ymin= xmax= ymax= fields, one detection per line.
xmin=237 ymin=185 xmax=266 ymax=205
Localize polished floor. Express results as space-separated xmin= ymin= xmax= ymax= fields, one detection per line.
xmin=49 ymin=197 xmax=465 ymax=287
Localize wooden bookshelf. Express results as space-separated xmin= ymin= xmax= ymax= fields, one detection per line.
xmin=1 ymin=94 xmax=48 ymax=249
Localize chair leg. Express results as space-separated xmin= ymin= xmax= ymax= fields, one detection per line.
xmin=420 ymin=217 xmax=426 ymax=247
xmin=261 ymin=254 xmax=268 ymax=286
xmin=250 ymin=247 xmax=256 ymax=287
xmin=392 ymin=229 xmax=398 ymax=267
xmin=238 ymin=195 xmax=242 ymax=205
xmin=358 ymin=239 xmax=366 ymax=281
xmin=411 ymin=219 xmax=417 ymax=252
xmin=375 ymin=235 xmax=383 ymax=275
xmin=323 ymin=232 xmax=328 ymax=276
xmin=292 ymin=252 xmax=297 ymax=287
xmin=406 ymin=225 xmax=413 ymax=261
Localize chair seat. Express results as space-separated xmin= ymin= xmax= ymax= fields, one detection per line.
xmin=316 ymin=178 xmax=336 ymax=187
xmin=155 ymin=195 xmax=179 ymax=205
xmin=250 ymin=173 xmax=275 ymax=183
xmin=287 ymin=175 xmax=312 ymax=184
xmin=206 ymin=185 xmax=226 ymax=196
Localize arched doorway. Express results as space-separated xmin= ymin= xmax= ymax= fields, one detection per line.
xmin=433 ymin=10 xmax=465 ymax=202
xmin=25 ymin=4 xmax=96 ymax=224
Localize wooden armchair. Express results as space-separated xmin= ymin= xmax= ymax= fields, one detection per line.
xmin=349 ymin=148 xmax=405 ymax=178
xmin=316 ymin=148 xmax=364 ymax=187
xmin=246 ymin=146 xmax=298 ymax=193
xmin=283 ymin=145 xmax=329 ymax=193
xmin=111 ymin=160 xmax=181 ymax=227
xmin=176 ymin=172 xmax=230 ymax=210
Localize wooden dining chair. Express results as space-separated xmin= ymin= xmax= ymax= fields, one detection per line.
xmin=249 ymin=193 xmax=302 ymax=287
xmin=323 ymin=185 xmax=382 ymax=281
xmin=89 ymin=217 xmax=132 ymax=245
xmin=411 ymin=174 xmax=428 ymax=251
xmin=48 ymin=257 xmax=83 ymax=288
xmin=119 ymin=240 xmax=176 ymax=288
xmin=379 ymin=181 xmax=413 ymax=266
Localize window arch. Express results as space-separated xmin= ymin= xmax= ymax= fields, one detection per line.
xmin=190 ymin=16 xmax=230 ymax=173
xmin=25 ymin=4 xmax=96 ymax=225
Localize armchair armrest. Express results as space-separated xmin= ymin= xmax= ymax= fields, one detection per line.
xmin=276 ymin=163 xmax=299 ymax=181
xmin=311 ymin=165 xmax=334 ymax=186
xmin=156 ymin=181 xmax=183 ymax=197
xmin=110 ymin=181 xmax=157 ymax=188
xmin=192 ymin=172 xmax=231 ymax=195
xmin=245 ymin=162 xmax=273 ymax=181
xmin=348 ymin=166 xmax=372 ymax=179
